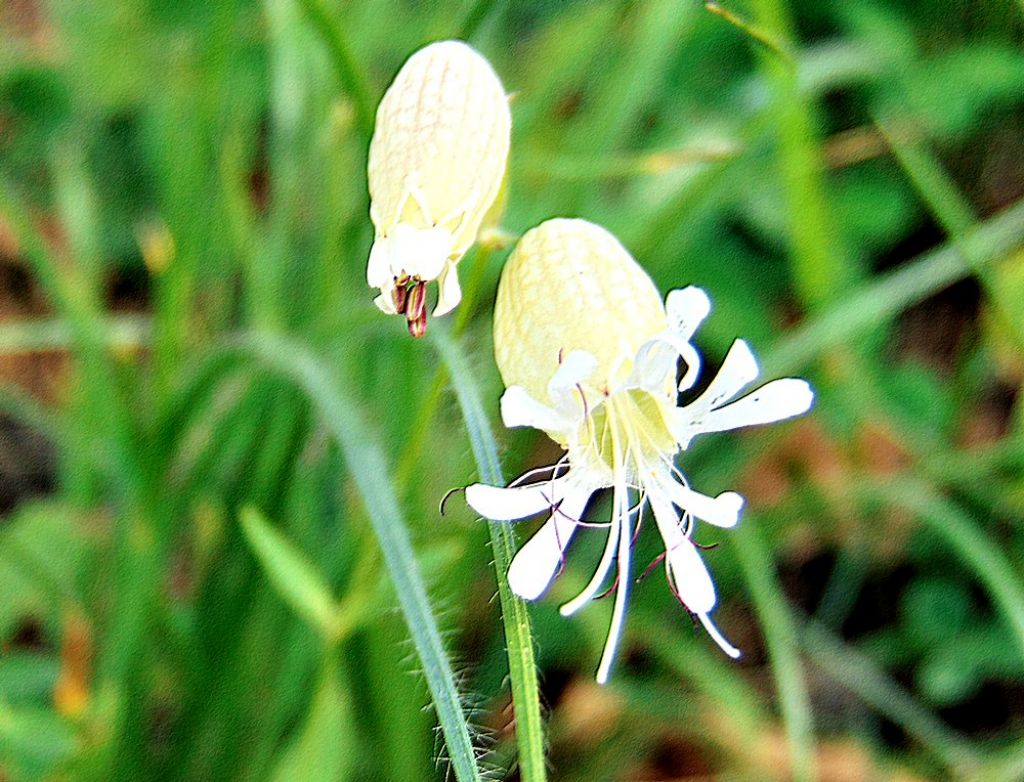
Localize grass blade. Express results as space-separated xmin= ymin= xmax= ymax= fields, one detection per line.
xmin=237 ymin=332 xmax=483 ymax=782
xmin=799 ymin=617 xmax=981 ymax=775
xmin=240 ymin=507 xmax=340 ymax=640
xmin=295 ymin=0 xmax=376 ymax=139
xmin=877 ymin=115 xmax=1024 ymax=349
xmin=731 ymin=520 xmax=816 ymax=782
xmin=765 ymin=198 xmax=1024 ymax=374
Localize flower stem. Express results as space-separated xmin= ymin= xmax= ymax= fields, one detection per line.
xmin=431 ymin=325 xmax=548 ymax=782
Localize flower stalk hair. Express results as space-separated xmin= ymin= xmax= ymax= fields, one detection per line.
xmin=367 ymin=40 xmax=511 ymax=337
xmin=464 ymin=218 xmax=814 ymax=683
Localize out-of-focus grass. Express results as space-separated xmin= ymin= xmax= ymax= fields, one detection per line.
xmin=1 ymin=1 xmax=1023 ymax=780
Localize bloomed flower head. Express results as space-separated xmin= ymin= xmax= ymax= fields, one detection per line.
xmin=466 ymin=218 xmax=814 ymax=683
xmin=367 ymin=40 xmax=511 ymax=337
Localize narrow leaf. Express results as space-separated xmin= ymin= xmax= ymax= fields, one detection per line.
xmin=271 ymin=657 xmax=356 ymax=782
xmin=241 ymin=506 xmax=339 ymax=640
xmin=236 ymin=333 xmax=483 ymax=782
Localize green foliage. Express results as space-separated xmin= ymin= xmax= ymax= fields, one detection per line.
xmin=0 ymin=0 xmax=1022 ymax=780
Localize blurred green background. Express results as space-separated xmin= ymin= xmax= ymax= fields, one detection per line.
xmin=2 ymin=0 xmax=1024 ymax=780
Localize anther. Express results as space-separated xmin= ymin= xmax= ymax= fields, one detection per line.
xmin=408 ymin=312 xmax=427 ymax=338
xmin=406 ymin=281 xmax=428 ymax=338
xmin=392 ymin=282 xmax=409 ymax=314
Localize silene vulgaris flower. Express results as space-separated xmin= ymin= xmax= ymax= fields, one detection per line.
xmin=367 ymin=40 xmax=511 ymax=337
xmin=465 ymin=218 xmax=814 ymax=683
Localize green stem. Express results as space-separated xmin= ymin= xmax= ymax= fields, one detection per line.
xmin=431 ymin=325 xmax=547 ymax=782
xmin=731 ymin=521 xmax=816 ymax=782
xmin=395 ymin=246 xmax=493 ymax=489
xmin=750 ymin=0 xmax=849 ymax=311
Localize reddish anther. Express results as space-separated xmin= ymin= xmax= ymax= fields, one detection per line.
xmin=392 ymin=283 xmax=409 ymax=314
xmin=408 ymin=311 xmax=427 ymax=338
xmin=404 ymin=281 xmax=428 ymax=337
xmin=406 ymin=281 xmax=426 ymax=321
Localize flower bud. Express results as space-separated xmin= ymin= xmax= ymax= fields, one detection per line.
xmin=367 ymin=40 xmax=511 ymax=334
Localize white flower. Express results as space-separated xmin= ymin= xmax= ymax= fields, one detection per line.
xmin=367 ymin=40 xmax=511 ymax=337
xmin=465 ymin=218 xmax=814 ymax=683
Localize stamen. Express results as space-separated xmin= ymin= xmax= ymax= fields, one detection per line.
xmin=508 ymin=455 xmax=571 ymax=488
xmin=577 ymin=383 xmax=592 ymax=434
xmin=594 ymin=573 xmax=620 ymax=600
xmin=439 ymin=486 xmax=465 ymax=515
xmin=630 ymin=497 xmax=645 ymax=546
xmin=392 ymin=281 xmax=409 ymax=314
xmin=638 ymin=551 xmax=667 ymax=582
xmin=407 ymin=279 xmax=427 ymax=336
xmin=408 ymin=310 xmax=427 ymax=338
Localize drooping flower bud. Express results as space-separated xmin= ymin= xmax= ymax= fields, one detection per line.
xmin=367 ymin=40 xmax=511 ymax=336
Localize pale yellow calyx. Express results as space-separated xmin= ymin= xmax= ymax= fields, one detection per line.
xmin=493 ymin=219 xmax=668 ymax=406
xmin=368 ymin=39 xmax=511 ymax=262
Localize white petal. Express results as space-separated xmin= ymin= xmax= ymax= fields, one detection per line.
xmin=506 ymin=488 xmax=592 ymax=600
xmin=668 ymin=537 xmax=716 ymax=614
xmin=548 ymin=350 xmax=598 ymax=417
xmin=373 ymin=290 xmax=398 ymax=314
xmin=677 ymin=377 xmax=813 ymax=444
xmin=389 ymin=223 xmax=450 ymax=282
xmin=648 ymin=494 xmax=716 ymax=614
xmin=698 ymin=612 xmax=741 ymax=658
xmin=500 ymin=387 xmax=568 ymax=432
xmin=596 ymin=485 xmax=632 ymax=684
xmin=559 ymin=491 xmax=622 ymax=617
xmin=677 ymin=341 xmax=703 ymax=393
xmin=432 ymin=261 xmax=462 ymax=317
xmin=367 ymin=237 xmax=392 ymax=287
xmin=662 ymin=481 xmax=744 ymax=528
xmin=695 ymin=339 xmax=760 ymax=409
xmin=666 ymin=286 xmax=711 ymax=340
xmin=465 ymin=475 xmax=571 ymax=521
xmin=631 ymin=333 xmax=700 ymax=394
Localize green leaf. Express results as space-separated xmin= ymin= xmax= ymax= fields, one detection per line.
xmin=237 ymin=332 xmax=483 ymax=782
xmin=240 ymin=506 xmax=339 ymax=640
xmin=271 ymin=657 xmax=356 ymax=782
xmin=0 ymin=701 xmax=81 ymax=781
xmin=901 ymin=577 xmax=972 ymax=649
